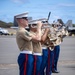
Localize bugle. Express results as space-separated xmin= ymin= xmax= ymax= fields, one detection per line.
xmin=28 ymin=12 xmax=52 ymax=29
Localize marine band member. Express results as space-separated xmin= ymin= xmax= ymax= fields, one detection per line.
xmin=51 ymin=22 xmax=68 ymax=73
xmin=29 ymin=21 xmax=49 ymax=75
xmin=16 ymin=12 xmax=43 ymax=75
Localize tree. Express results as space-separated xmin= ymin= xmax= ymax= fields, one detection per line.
xmin=73 ymin=24 xmax=75 ymax=27
xmin=0 ymin=20 xmax=13 ymax=28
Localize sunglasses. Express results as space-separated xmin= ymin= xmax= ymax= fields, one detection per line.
xmin=22 ymin=17 xmax=28 ymax=20
xmin=42 ymin=21 xmax=48 ymax=23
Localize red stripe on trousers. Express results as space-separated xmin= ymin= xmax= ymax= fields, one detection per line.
xmin=47 ymin=49 xmax=50 ymax=75
xmin=34 ymin=55 xmax=37 ymax=75
xmin=24 ymin=54 xmax=28 ymax=75
xmin=52 ymin=49 xmax=55 ymax=70
xmin=52 ymin=54 xmax=54 ymax=70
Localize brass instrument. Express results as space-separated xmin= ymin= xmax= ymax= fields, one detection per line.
xmin=28 ymin=18 xmax=52 ymax=29
xmin=28 ymin=22 xmax=52 ymax=29
xmin=45 ymin=34 xmax=62 ymax=50
xmin=47 ymin=35 xmax=56 ymax=50
xmin=28 ymin=12 xmax=51 ymax=29
xmin=43 ymin=28 xmax=56 ymax=50
xmin=44 ymin=37 xmax=55 ymax=51
xmin=45 ymin=26 xmax=64 ymax=50
xmin=44 ymin=26 xmax=68 ymax=51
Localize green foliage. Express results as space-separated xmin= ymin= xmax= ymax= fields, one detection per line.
xmin=73 ymin=24 xmax=75 ymax=27
xmin=0 ymin=20 xmax=13 ymax=28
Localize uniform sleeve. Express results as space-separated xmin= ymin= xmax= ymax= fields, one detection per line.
xmin=20 ymin=30 xmax=32 ymax=41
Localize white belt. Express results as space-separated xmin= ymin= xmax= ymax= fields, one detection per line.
xmin=20 ymin=50 xmax=32 ymax=54
xmin=33 ymin=52 xmax=42 ymax=56
xmin=42 ymin=47 xmax=47 ymax=49
xmin=48 ymin=47 xmax=54 ymax=51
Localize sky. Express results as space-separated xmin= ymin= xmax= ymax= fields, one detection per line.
xmin=0 ymin=0 xmax=75 ymax=24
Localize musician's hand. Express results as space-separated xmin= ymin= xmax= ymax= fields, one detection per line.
xmin=37 ymin=21 xmax=42 ymax=28
xmin=45 ymin=28 xmax=50 ymax=33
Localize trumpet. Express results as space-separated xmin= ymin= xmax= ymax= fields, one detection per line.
xmin=28 ymin=12 xmax=51 ymax=29
xmin=29 ymin=23 xmax=52 ymax=29
xmin=28 ymin=18 xmax=52 ymax=29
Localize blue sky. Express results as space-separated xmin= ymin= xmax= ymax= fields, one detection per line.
xmin=0 ymin=0 xmax=75 ymax=23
